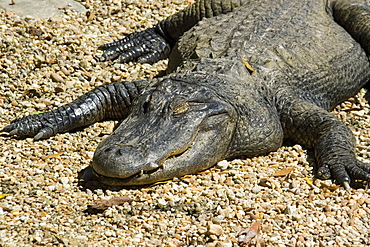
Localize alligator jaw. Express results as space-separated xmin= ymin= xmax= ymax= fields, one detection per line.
xmin=92 ymin=112 xmax=235 ymax=186
xmin=93 ymin=141 xmax=193 ymax=186
xmin=92 ymin=142 xmax=191 ymax=186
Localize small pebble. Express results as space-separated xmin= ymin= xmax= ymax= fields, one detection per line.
xmin=50 ymin=73 xmax=65 ymax=83
xmin=208 ymin=224 xmax=224 ymax=236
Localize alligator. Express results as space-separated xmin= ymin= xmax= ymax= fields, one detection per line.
xmin=2 ymin=0 xmax=370 ymax=189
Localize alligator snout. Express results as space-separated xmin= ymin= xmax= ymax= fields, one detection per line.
xmin=91 ymin=79 xmax=237 ymax=186
xmin=93 ymin=143 xmax=162 ymax=179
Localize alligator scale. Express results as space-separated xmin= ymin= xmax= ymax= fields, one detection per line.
xmin=2 ymin=0 xmax=370 ymax=188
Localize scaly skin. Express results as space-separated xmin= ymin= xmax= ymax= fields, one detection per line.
xmin=2 ymin=0 xmax=370 ymax=188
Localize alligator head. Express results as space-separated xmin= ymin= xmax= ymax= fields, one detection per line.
xmin=91 ymin=74 xmax=237 ymax=186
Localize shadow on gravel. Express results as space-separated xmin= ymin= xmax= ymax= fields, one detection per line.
xmin=364 ymin=84 xmax=370 ymax=103
xmin=77 ymin=166 xmax=154 ymax=192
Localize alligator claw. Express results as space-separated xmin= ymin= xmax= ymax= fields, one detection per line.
xmin=343 ymin=182 xmax=351 ymax=192
xmin=1 ymin=113 xmax=57 ymax=140
xmin=317 ymin=158 xmax=370 ymax=189
xmin=34 ymin=127 xmax=54 ymax=140
xmin=98 ymin=27 xmax=171 ymax=64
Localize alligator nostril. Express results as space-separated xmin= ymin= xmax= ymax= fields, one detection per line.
xmin=104 ymin=147 xmax=114 ymax=153
xmin=117 ymin=148 xmax=125 ymax=156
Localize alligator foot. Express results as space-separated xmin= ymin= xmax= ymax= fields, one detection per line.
xmin=98 ymin=27 xmax=171 ymax=64
xmin=316 ymin=159 xmax=370 ymax=190
xmin=1 ymin=113 xmax=59 ymax=140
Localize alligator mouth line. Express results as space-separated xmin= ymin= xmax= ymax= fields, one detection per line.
xmin=92 ymin=167 xmax=159 ymax=182
xmin=92 ymin=139 xmax=195 ymax=185
xmin=96 ymin=147 xmax=188 ymax=180
xmin=135 ymin=144 xmax=191 ymax=177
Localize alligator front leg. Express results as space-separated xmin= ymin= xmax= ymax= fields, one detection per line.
xmin=1 ymin=80 xmax=145 ymax=140
xmin=99 ymin=28 xmax=171 ymax=64
xmin=330 ymin=0 xmax=370 ymax=55
xmin=99 ymin=0 xmax=250 ymax=63
xmin=279 ymin=97 xmax=370 ymax=189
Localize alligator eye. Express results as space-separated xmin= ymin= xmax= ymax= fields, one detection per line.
xmin=173 ymin=102 xmax=189 ymax=114
xmin=142 ymin=94 xmax=152 ymax=114
xmin=143 ymin=101 xmax=150 ymax=114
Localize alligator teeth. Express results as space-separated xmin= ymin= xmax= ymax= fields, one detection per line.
xmin=137 ymin=162 xmax=160 ymax=177
xmin=146 ymin=162 xmax=159 ymax=170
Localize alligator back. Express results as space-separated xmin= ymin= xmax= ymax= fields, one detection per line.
xmin=169 ymin=0 xmax=370 ymax=110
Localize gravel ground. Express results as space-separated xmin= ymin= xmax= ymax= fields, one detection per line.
xmin=1 ymin=1 xmax=370 ymax=246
